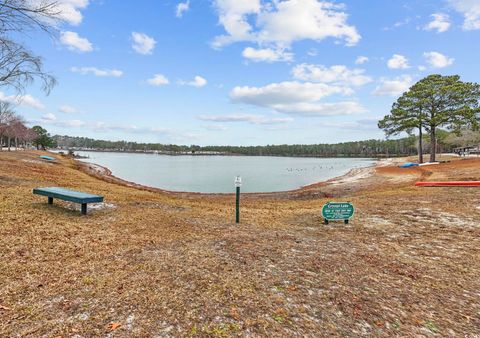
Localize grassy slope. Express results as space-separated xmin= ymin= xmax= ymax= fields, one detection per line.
xmin=0 ymin=151 xmax=479 ymax=337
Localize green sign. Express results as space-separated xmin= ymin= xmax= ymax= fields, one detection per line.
xmin=322 ymin=202 xmax=355 ymax=222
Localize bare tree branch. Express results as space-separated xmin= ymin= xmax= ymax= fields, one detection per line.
xmin=0 ymin=0 xmax=62 ymax=95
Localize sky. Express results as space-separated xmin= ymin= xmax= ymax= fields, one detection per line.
xmin=3 ymin=0 xmax=480 ymax=145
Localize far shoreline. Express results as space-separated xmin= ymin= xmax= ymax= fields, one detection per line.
xmin=55 ymin=148 xmax=405 ymax=159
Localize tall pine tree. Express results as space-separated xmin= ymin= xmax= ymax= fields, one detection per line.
xmin=379 ymin=74 xmax=480 ymax=162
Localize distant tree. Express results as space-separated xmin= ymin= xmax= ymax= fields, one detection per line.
xmin=32 ymin=125 xmax=54 ymax=150
xmin=16 ymin=121 xmax=36 ymax=149
xmin=379 ymin=75 xmax=480 ymax=162
xmin=0 ymin=100 xmax=15 ymax=150
xmin=0 ymin=101 xmax=36 ymax=150
xmin=0 ymin=0 xmax=61 ymax=94
xmin=444 ymin=129 xmax=480 ymax=147
xmin=4 ymin=114 xmax=25 ymax=150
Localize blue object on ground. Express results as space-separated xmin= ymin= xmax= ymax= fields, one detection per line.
xmin=40 ymin=155 xmax=56 ymax=161
xmin=399 ymin=162 xmax=419 ymax=168
xmin=33 ymin=187 xmax=104 ymax=215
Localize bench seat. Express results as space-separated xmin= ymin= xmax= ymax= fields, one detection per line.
xmin=33 ymin=187 xmax=104 ymax=215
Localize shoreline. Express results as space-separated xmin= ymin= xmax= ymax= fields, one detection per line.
xmin=75 ymin=156 xmax=393 ymax=198
xmin=59 ymin=148 xmax=406 ymax=159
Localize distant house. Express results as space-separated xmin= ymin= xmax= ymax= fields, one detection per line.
xmin=453 ymin=145 xmax=480 ymax=156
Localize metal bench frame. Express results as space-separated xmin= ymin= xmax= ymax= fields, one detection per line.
xmin=33 ymin=187 xmax=104 ymax=215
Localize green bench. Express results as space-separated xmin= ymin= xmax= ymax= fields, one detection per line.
xmin=33 ymin=187 xmax=104 ymax=215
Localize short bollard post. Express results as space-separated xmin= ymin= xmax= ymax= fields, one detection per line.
xmin=48 ymin=197 xmax=53 ymax=205
xmin=235 ymin=176 xmax=242 ymax=223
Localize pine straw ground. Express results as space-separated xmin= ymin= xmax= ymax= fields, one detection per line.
xmin=0 ymin=151 xmax=479 ymax=337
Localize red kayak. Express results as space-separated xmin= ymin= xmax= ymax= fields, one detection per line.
xmin=416 ymin=181 xmax=480 ymax=187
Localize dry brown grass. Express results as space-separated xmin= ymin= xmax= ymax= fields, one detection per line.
xmin=1 ymin=151 xmax=479 ymax=337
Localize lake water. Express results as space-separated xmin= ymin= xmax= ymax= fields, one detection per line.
xmin=74 ymin=151 xmax=375 ymax=193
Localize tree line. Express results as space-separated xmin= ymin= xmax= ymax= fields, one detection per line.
xmin=53 ymin=127 xmax=480 ymax=158
xmin=53 ymin=134 xmax=433 ymax=157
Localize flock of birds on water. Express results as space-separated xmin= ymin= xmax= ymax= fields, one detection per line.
xmin=285 ymin=163 xmax=363 ymax=173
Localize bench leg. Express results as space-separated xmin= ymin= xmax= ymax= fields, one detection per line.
xmin=48 ymin=197 xmax=53 ymax=205
xmin=81 ymin=203 xmax=87 ymax=215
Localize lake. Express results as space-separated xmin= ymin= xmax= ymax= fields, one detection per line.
xmin=74 ymin=151 xmax=375 ymax=193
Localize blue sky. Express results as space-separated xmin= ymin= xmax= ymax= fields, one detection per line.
xmin=4 ymin=0 xmax=480 ymax=145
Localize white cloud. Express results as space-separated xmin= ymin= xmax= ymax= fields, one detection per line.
xmin=147 ymin=74 xmax=170 ymax=86
xmin=423 ymin=51 xmax=454 ymax=68
xmin=42 ymin=118 xmax=86 ymax=128
xmin=212 ymin=0 xmax=261 ymax=47
xmin=355 ymin=56 xmax=369 ymax=65
xmin=393 ymin=18 xmax=411 ymax=29
xmin=273 ymin=101 xmax=367 ymax=116
xmin=60 ymin=31 xmax=93 ymax=52
xmin=242 ymin=47 xmax=293 ymax=62
xmin=59 ymin=105 xmax=77 ymax=114
xmin=56 ymin=0 xmax=90 ymax=25
xmin=231 ymin=81 xmax=352 ymax=106
xmin=62 ymin=119 xmax=86 ymax=127
xmin=204 ymin=125 xmax=228 ymax=131
xmin=292 ymin=64 xmax=372 ymax=86
xmin=30 ymin=0 xmax=89 ymax=26
xmin=372 ymin=75 xmax=413 ymax=96
xmin=0 ymin=92 xmax=45 ymax=110
xmin=212 ymin=0 xmax=360 ymax=49
xmin=198 ymin=114 xmax=293 ymax=125
xmin=176 ymin=1 xmax=190 ymax=18
xmin=418 ymin=65 xmax=427 ymax=71
xmin=382 ymin=17 xmax=412 ymax=31
xmin=230 ymin=81 xmax=364 ymax=116
xmin=131 ymin=32 xmax=156 ymax=55
xmin=180 ymin=75 xmax=208 ymax=87
xmin=318 ymin=117 xmax=380 ymax=131
xmin=387 ymin=54 xmax=410 ymax=69
xmin=42 ymin=113 xmax=57 ymax=121
xmin=424 ymin=13 xmax=451 ymax=33
xmin=71 ymin=67 xmax=123 ymax=77
xmin=18 ymin=95 xmax=45 ymax=110
xmin=448 ymin=0 xmax=480 ymax=30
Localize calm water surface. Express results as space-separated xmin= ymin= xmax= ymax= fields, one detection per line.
xmin=75 ymin=151 xmax=375 ymax=193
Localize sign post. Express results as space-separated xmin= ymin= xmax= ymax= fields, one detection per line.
xmin=235 ymin=176 xmax=242 ymax=223
xmin=322 ymin=202 xmax=355 ymax=224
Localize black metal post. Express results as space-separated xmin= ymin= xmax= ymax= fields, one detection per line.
xmin=236 ymin=186 xmax=240 ymax=223
xmin=48 ymin=197 xmax=53 ymax=205
xmin=81 ymin=203 xmax=87 ymax=215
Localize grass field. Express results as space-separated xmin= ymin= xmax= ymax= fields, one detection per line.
xmin=1 ymin=151 xmax=479 ymax=337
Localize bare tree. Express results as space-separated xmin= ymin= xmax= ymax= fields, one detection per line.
xmin=0 ymin=0 xmax=62 ymax=94
xmin=0 ymin=100 xmax=15 ymax=149
xmin=23 ymin=124 xmax=38 ymax=149
xmin=5 ymin=114 xmax=26 ymax=150
xmin=0 ymin=100 xmax=39 ymax=150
